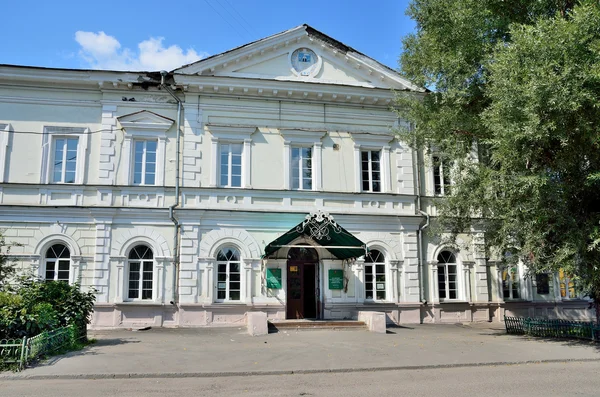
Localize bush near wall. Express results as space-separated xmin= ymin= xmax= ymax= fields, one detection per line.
xmin=0 ymin=279 xmax=96 ymax=340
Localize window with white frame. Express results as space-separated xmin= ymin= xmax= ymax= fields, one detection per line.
xmin=559 ymin=269 xmax=576 ymax=299
xmin=52 ymin=137 xmax=79 ymax=183
xmin=364 ymin=249 xmax=386 ymax=301
xmin=216 ymin=247 xmax=241 ymax=301
xmin=437 ymin=250 xmax=458 ymax=300
xmin=361 ymin=150 xmax=381 ymax=192
xmin=127 ymin=245 xmax=154 ymax=300
xmin=501 ymin=267 xmax=520 ymax=299
xmin=133 ymin=140 xmax=158 ymax=185
xmin=432 ymin=155 xmax=451 ymax=195
xmin=45 ymin=243 xmax=70 ymax=282
xmin=291 ymin=147 xmax=312 ymax=190
xmin=41 ymin=126 xmax=89 ymax=184
xmin=220 ymin=143 xmax=243 ymax=188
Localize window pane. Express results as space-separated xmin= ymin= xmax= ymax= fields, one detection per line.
xmin=230 ymin=282 xmax=241 ymax=290
xmin=217 ymin=291 xmax=226 ymax=299
xmin=45 ymin=261 xmax=55 ymax=280
xmin=376 ymin=291 xmax=386 ymax=300
xmin=229 ymin=262 xmax=240 ymax=273
xmin=145 ymin=173 xmax=155 ymax=185
xmin=229 ymin=291 xmax=240 ymax=301
xmin=230 ymin=273 xmax=241 ymax=282
xmin=231 ymin=175 xmax=241 ymax=187
xmin=231 ymin=143 xmax=243 ymax=155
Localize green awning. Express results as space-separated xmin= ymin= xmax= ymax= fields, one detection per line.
xmin=263 ymin=211 xmax=367 ymax=260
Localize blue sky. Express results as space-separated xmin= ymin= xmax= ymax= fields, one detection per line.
xmin=1 ymin=0 xmax=415 ymax=71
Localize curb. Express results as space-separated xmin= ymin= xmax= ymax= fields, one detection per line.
xmin=2 ymin=358 xmax=600 ymax=380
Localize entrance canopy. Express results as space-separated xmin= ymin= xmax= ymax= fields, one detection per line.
xmin=263 ymin=211 xmax=367 ymax=260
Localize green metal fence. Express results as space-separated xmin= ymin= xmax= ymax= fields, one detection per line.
xmin=0 ymin=325 xmax=86 ymax=370
xmin=504 ymin=316 xmax=600 ymax=341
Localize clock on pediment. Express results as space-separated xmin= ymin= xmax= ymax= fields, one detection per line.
xmin=290 ymin=47 xmax=321 ymax=77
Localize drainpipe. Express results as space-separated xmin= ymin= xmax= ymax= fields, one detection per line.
xmin=413 ymin=144 xmax=430 ymax=307
xmin=160 ymin=70 xmax=182 ymax=305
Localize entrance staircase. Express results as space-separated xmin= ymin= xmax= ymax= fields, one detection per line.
xmin=268 ymin=319 xmax=367 ymax=332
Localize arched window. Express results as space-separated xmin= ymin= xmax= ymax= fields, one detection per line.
xmin=128 ymin=245 xmax=154 ymax=300
xmin=437 ymin=251 xmax=458 ymax=300
xmin=45 ymin=243 xmax=70 ymax=282
xmin=365 ymin=249 xmax=386 ymax=301
xmin=216 ymin=247 xmax=241 ymax=301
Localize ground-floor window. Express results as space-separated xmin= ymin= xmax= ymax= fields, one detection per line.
xmin=127 ymin=245 xmax=154 ymax=300
xmin=364 ymin=249 xmax=386 ymax=301
xmin=559 ymin=269 xmax=576 ymax=299
xmin=535 ymin=273 xmax=550 ymax=295
xmin=45 ymin=243 xmax=70 ymax=282
xmin=217 ymin=247 xmax=241 ymax=301
xmin=502 ymin=267 xmax=520 ymax=299
xmin=437 ymin=251 xmax=458 ymax=300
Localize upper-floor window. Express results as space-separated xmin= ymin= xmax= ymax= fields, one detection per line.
xmin=365 ymin=249 xmax=386 ymax=301
xmin=220 ymin=143 xmax=243 ymax=188
xmin=216 ymin=247 xmax=242 ymax=301
xmin=45 ymin=243 xmax=71 ymax=282
xmin=502 ymin=267 xmax=520 ymax=300
xmin=52 ymin=138 xmax=78 ymax=183
xmin=41 ymin=126 xmax=89 ymax=185
xmin=437 ymin=250 xmax=458 ymax=300
xmin=361 ymin=150 xmax=381 ymax=193
xmin=133 ymin=140 xmax=157 ymax=185
xmin=291 ymin=147 xmax=312 ymax=190
xmin=433 ymin=155 xmax=451 ymax=195
xmin=127 ymin=244 xmax=154 ymax=300
xmin=117 ymin=110 xmax=173 ymax=187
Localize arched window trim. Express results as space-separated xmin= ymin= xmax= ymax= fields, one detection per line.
xmin=126 ymin=244 xmax=155 ymax=301
xmin=215 ymin=245 xmax=243 ymax=302
xmin=363 ymin=248 xmax=388 ymax=302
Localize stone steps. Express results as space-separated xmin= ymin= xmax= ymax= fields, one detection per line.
xmin=268 ymin=320 xmax=367 ymax=331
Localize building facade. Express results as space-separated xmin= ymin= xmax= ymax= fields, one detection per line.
xmin=0 ymin=25 xmax=593 ymax=328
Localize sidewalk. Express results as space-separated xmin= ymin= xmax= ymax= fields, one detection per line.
xmin=3 ymin=322 xmax=600 ymax=379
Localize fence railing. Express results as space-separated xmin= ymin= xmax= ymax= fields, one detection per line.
xmin=0 ymin=325 xmax=86 ymax=370
xmin=505 ymin=316 xmax=600 ymax=341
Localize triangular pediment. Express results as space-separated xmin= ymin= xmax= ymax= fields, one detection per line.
xmin=174 ymin=25 xmax=424 ymax=92
xmin=117 ymin=110 xmax=174 ymax=132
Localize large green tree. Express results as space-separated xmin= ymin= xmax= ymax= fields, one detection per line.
xmin=397 ymin=0 xmax=600 ymax=319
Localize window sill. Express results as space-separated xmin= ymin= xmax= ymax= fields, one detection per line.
xmin=117 ymin=301 xmax=163 ymax=306
xmin=438 ymin=300 xmax=469 ymax=304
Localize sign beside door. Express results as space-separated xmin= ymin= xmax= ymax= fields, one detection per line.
xmin=328 ymin=269 xmax=344 ymax=290
xmin=266 ymin=268 xmax=282 ymax=289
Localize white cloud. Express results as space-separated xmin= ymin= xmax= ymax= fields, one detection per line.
xmin=74 ymin=31 xmax=207 ymax=71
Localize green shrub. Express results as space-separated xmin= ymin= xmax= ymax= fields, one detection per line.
xmin=0 ymin=281 xmax=96 ymax=340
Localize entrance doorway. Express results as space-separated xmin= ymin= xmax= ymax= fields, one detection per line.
xmin=286 ymin=246 xmax=319 ymax=319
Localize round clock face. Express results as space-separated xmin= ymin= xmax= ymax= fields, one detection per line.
xmin=291 ymin=48 xmax=319 ymax=77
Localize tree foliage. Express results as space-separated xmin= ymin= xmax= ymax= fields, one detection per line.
xmin=397 ymin=0 xmax=600 ymax=316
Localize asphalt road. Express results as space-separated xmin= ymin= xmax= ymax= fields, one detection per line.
xmin=1 ymin=361 xmax=598 ymax=397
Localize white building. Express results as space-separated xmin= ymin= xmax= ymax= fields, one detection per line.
xmin=0 ymin=25 xmax=592 ymax=328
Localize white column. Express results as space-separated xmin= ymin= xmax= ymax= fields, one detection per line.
xmin=114 ymin=257 xmax=125 ymax=303
xmin=355 ymin=258 xmax=365 ymax=301
xmin=70 ymin=256 xmax=82 ymax=285
xmin=313 ymin=142 xmax=323 ymax=191
xmin=243 ymin=138 xmax=252 ymax=188
xmin=283 ymin=140 xmax=291 ymax=189
xmin=205 ymin=260 xmax=214 ymax=303
xmin=354 ymin=144 xmax=362 ymax=192
xmin=31 ymin=255 xmax=41 ymax=279
xmin=389 ymin=259 xmax=401 ymax=303
xmin=210 ymin=137 xmax=218 ymax=187
xmin=429 ymin=261 xmax=439 ymax=303
xmin=244 ymin=259 xmax=253 ymax=303
xmin=463 ymin=262 xmax=474 ymax=302
xmin=382 ymin=145 xmax=392 ymax=193
xmin=155 ymin=260 xmax=165 ymax=303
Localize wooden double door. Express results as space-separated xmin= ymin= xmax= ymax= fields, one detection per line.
xmin=286 ymin=260 xmax=318 ymax=319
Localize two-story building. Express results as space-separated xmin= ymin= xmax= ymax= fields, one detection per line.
xmin=0 ymin=25 xmax=592 ymax=328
